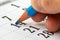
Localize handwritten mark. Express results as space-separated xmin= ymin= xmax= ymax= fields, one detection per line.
xmin=29 ymin=26 xmax=40 ymax=30
xmin=11 ymin=4 xmax=20 ymax=8
xmin=23 ymin=28 xmax=35 ymax=33
xmin=11 ymin=23 xmax=21 ymax=28
xmin=2 ymin=16 xmax=12 ymax=21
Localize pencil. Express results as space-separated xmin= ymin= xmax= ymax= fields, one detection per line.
xmin=15 ymin=5 xmax=37 ymax=25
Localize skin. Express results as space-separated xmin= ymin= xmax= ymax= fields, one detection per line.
xmin=31 ymin=0 xmax=60 ymax=32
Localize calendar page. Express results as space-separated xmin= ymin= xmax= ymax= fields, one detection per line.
xmin=0 ymin=0 xmax=60 ymax=40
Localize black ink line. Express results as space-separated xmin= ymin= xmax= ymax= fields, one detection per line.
xmin=23 ymin=28 xmax=35 ymax=33
xmin=37 ymin=33 xmax=49 ymax=38
xmin=11 ymin=4 xmax=20 ymax=8
xmin=11 ymin=23 xmax=21 ymax=28
xmin=2 ymin=16 xmax=12 ymax=21
xmin=29 ymin=26 xmax=40 ymax=30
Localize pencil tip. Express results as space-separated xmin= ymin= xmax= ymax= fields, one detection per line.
xmin=15 ymin=21 xmax=19 ymax=25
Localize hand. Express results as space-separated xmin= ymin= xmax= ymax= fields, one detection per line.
xmin=31 ymin=13 xmax=60 ymax=32
xmin=31 ymin=0 xmax=60 ymax=32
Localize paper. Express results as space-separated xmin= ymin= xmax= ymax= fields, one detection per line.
xmin=0 ymin=0 xmax=60 ymax=40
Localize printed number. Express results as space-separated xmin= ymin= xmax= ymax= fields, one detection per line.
xmin=11 ymin=23 xmax=21 ymax=28
xmin=23 ymin=28 xmax=35 ymax=33
xmin=37 ymin=33 xmax=49 ymax=38
xmin=11 ymin=4 xmax=20 ymax=8
xmin=2 ymin=16 xmax=12 ymax=21
xmin=19 ymin=22 xmax=26 ymax=25
xmin=23 ymin=26 xmax=40 ymax=33
xmin=29 ymin=26 xmax=40 ymax=30
xmin=43 ymin=30 xmax=54 ymax=35
xmin=37 ymin=30 xmax=54 ymax=38
xmin=22 ymin=8 xmax=26 ymax=10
